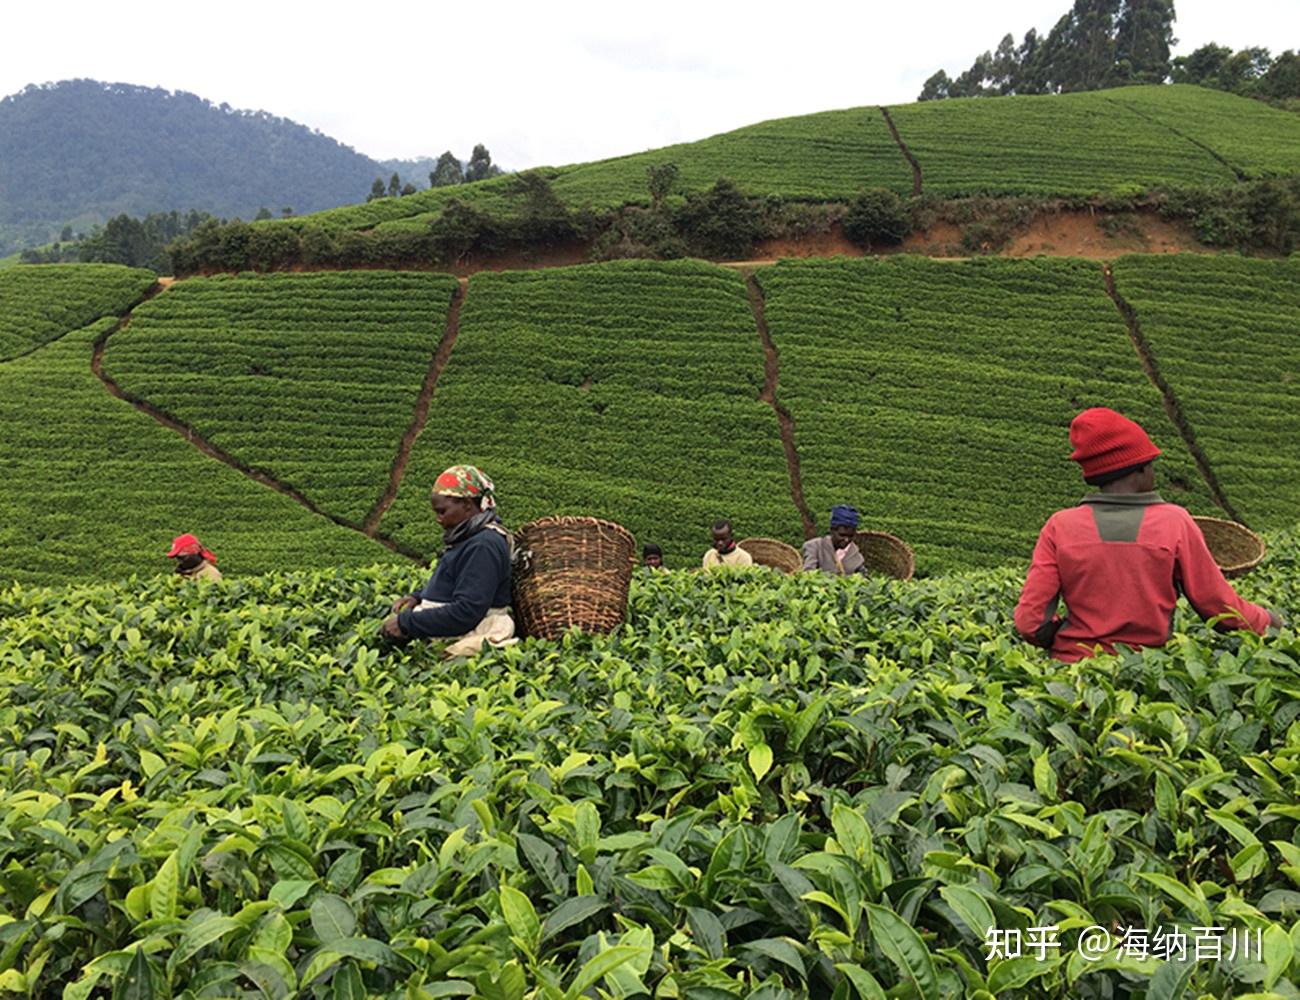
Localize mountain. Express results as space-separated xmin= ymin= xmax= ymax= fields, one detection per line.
xmin=0 ymin=79 xmax=426 ymax=254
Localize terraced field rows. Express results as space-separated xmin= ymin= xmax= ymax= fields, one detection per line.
xmin=757 ymin=256 xmax=1216 ymax=570
xmin=550 ymin=106 xmax=913 ymax=206
xmin=1111 ymin=84 xmax=1300 ymax=180
xmin=100 ymin=271 xmax=460 ymax=525
xmin=885 ymin=90 xmax=1239 ymax=197
xmin=0 ymin=263 xmax=156 ymax=360
xmin=1112 ymin=255 xmax=1300 ymax=530
xmin=382 ymin=259 xmax=800 ymax=567
xmin=248 ymin=85 xmax=1300 ymax=243
xmin=0 ymin=317 xmax=394 ymax=586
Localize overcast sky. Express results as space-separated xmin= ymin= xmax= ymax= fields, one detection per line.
xmin=4 ymin=0 xmax=1297 ymax=169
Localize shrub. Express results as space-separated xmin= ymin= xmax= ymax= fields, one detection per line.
xmin=675 ymin=179 xmax=763 ymax=259
xmin=842 ymin=188 xmax=911 ymax=249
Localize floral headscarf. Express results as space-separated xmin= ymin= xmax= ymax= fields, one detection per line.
xmin=432 ymin=465 xmax=497 ymax=510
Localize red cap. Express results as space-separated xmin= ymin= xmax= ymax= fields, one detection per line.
xmin=166 ymin=533 xmax=217 ymax=563
xmin=1069 ymin=408 xmax=1161 ymax=478
xmin=167 ymin=533 xmax=201 ymax=557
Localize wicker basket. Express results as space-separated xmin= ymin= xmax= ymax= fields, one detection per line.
xmin=853 ymin=530 xmax=916 ymax=581
xmin=511 ymin=516 xmax=636 ymax=639
xmin=738 ymin=537 xmax=802 ymax=574
xmin=1193 ymin=516 xmax=1265 ymax=578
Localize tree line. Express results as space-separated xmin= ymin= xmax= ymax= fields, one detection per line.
xmin=920 ymin=0 xmax=1298 ymax=104
xmin=366 ymin=145 xmax=503 ymax=202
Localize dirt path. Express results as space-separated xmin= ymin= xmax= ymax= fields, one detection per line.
xmin=362 ymin=277 xmax=467 ymax=535
xmin=1102 ymin=262 xmax=1241 ymax=522
xmin=92 ymin=298 xmax=425 ymax=562
xmin=880 ymin=107 xmax=923 ymax=196
xmin=742 ymin=269 xmax=816 ymax=539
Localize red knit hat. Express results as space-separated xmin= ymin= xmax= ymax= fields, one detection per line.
xmin=1068 ymin=408 xmax=1161 ymax=478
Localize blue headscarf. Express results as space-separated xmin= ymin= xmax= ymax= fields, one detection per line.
xmin=830 ymin=505 xmax=860 ymax=529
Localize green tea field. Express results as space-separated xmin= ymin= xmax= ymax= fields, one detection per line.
xmin=256 ymin=84 xmax=1300 ymax=240
xmin=1 ymin=534 xmax=1297 ymax=996
xmin=3 ymin=253 xmax=1299 ymax=583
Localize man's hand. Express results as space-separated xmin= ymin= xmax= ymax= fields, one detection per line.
xmin=390 ymin=595 xmax=418 ymax=614
xmin=381 ymin=614 xmax=405 ymax=639
xmin=1269 ymin=609 xmax=1284 ymax=631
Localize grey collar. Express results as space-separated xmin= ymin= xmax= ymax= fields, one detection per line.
xmin=1081 ymin=491 xmax=1165 ymax=507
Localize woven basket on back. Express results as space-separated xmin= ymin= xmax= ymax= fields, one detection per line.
xmin=853 ymin=530 xmax=916 ymax=581
xmin=1193 ymin=516 xmax=1265 ymax=578
xmin=738 ymin=537 xmax=802 ymax=574
xmin=511 ymin=516 xmax=636 ymax=639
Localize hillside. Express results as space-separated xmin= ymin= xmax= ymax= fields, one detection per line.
xmin=4 ymin=255 xmax=1298 ymax=585
xmin=265 ymin=84 xmax=1300 ymax=239
xmin=0 ymin=80 xmax=415 ymax=255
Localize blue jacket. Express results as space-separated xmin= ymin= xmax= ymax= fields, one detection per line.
xmin=397 ymin=525 xmax=512 ymax=639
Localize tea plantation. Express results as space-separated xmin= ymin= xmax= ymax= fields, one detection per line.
xmin=1 ymin=530 xmax=1297 ymax=997
xmin=755 ymin=255 xmax=1215 ymax=570
xmin=255 ymin=84 xmax=1300 ymax=238
xmin=1109 ymin=255 xmax=1300 ymax=531
xmin=0 ymin=264 xmax=155 ymax=361
xmin=100 ymin=271 xmax=460 ymax=525
xmin=0 ymin=269 xmax=397 ymax=585
xmin=5 ymin=254 xmax=1300 ymax=583
xmin=381 ymin=259 xmax=800 ymax=568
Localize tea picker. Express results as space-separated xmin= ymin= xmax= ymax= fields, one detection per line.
xmin=1015 ymin=407 xmax=1283 ymax=661
xmin=380 ymin=465 xmax=518 ymax=657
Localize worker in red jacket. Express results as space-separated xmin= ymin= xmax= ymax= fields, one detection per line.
xmin=1015 ymin=407 xmax=1282 ymax=661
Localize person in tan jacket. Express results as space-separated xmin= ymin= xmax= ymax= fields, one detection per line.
xmin=702 ymin=519 xmax=754 ymax=570
xmin=166 ymin=533 xmax=222 ymax=582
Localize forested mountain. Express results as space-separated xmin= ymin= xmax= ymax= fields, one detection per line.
xmin=0 ymin=80 xmax=418 ymax=254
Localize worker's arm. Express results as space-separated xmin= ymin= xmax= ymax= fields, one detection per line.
xmin=398 ymin=540 xmax=507 ymax=638
xmin=801 ymin=539 xmax=820 ymax=571
xmin=1014 ymin=518 xmax=1065 ymax=648
xmin=1177 ymin=519 xmax=1276 ymax=634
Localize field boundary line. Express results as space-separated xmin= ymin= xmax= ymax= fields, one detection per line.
xmin=91 ymin=304 xmax=424 ymax=562
xmin=1106 ymin=98 xmax=1247 ymax=182
xmin=879 ymin=107 xmax=923 ymax=196
xmin=362 ymin=277 xmax=467 ymax=534
xmin=743 ymin=268 xmax=816 ymax=539
xmin=1102 ymin=262 xmax=1242 ymax=522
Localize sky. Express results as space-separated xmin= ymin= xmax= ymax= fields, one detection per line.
xmin=3 ymin=0 xmax=1297 ymax=170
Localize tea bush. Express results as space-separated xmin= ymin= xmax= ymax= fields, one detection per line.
xmin=0 ymin=264 xmax=155 ymax=361
xmin=0 ymin=530 xmax=1296 ymax=996
xmin=1111 ymin=255 xmax=1300 ymax=529
xmin=100 ymin=271 xmax=460 ymax=524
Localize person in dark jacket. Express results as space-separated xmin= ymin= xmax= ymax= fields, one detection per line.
xmin=1015 ymin=407 xmax=1282 ymax=661
xmin=381 ymin=465 xmax=516 ymax=656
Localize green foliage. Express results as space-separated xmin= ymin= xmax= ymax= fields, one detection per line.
xmin=0 ymin=315 xmax=394 ymax=587
xmin=756 ymin=256 xmax=1215 ymax=570
xmin=886 ymin=89 xmax=1240 ymax=197
xmin=1111 ymin=255 xmax=1300 ymax=529
xmin=842 ymin=189 xmax=912 ymax=249
xmin=675 ymin=179 xmax=764 ymax=259
xmin=0 ymin=533 xmax=1297 ymax=996
xmin=383 ymin=260 xmax=799 ymax=567
xmin=100 ymin=272 xmax=459 ymax=524
xmin=0 ymin=264 xmax=155 ymax=361
xmin=1112 ymin=85 xmax=1300 ymax=180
